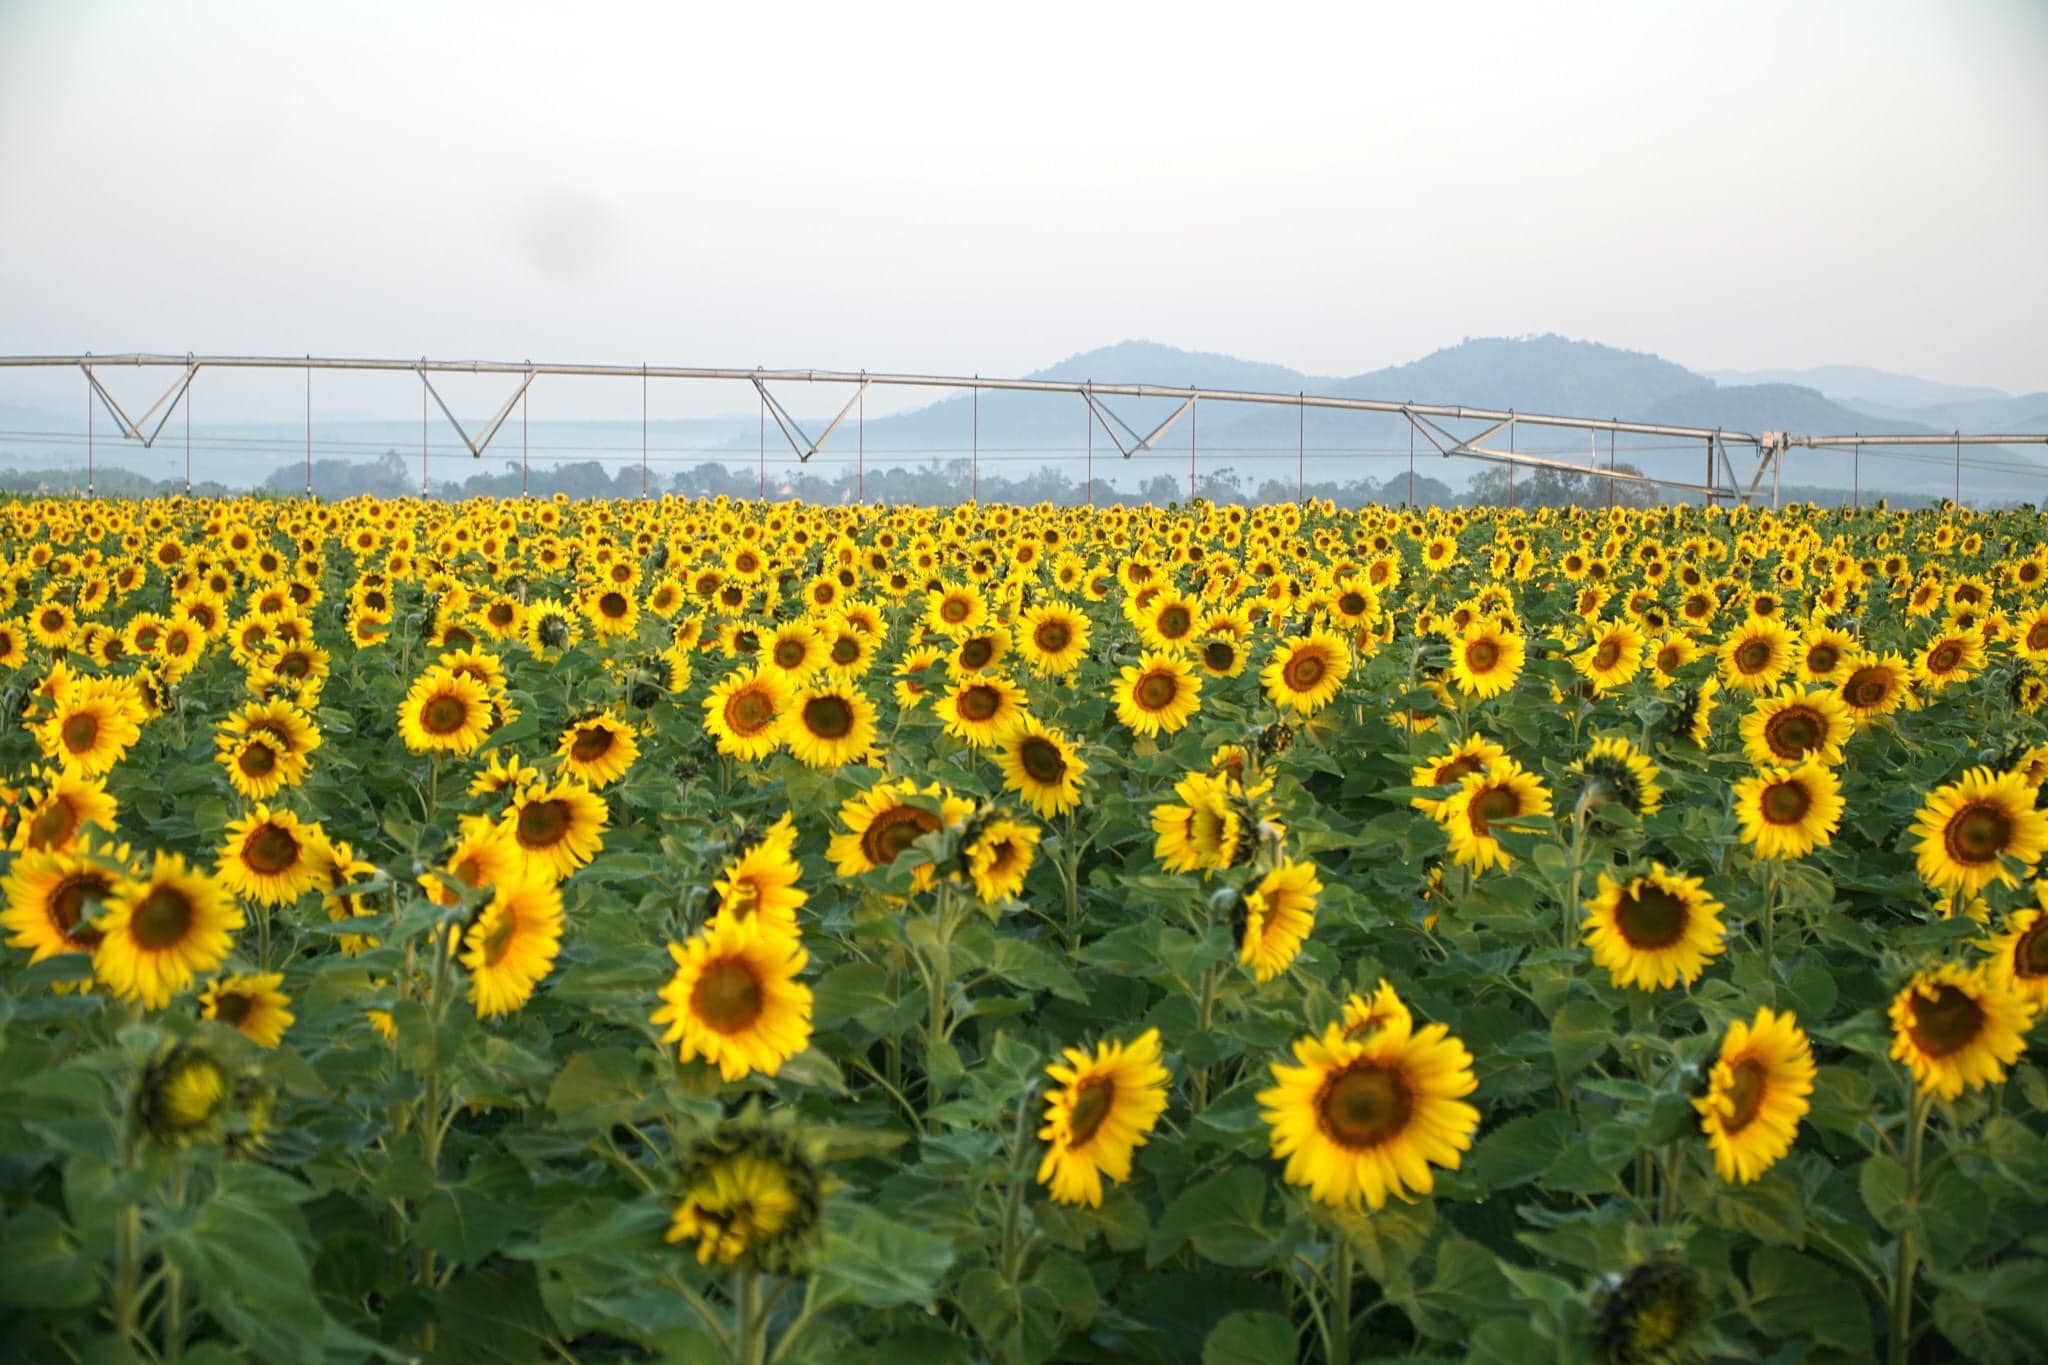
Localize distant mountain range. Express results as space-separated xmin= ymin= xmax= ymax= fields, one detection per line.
xmin=2 ymin=335 xmax=2043 ymax=500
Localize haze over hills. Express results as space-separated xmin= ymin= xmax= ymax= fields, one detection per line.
xmin=1 ymin=334 xmax=2043 ymax=501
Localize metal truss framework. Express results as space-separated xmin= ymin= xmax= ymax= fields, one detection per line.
xmin=6 ymin=352 xmax=2045 ymax=503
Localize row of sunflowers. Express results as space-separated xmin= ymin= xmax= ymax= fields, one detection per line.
xmin=2 ymin=490 xmax=2046 ymax=1363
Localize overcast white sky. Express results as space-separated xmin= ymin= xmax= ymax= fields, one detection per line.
xmin=1 ymin=0 xmax=2043 ymax=420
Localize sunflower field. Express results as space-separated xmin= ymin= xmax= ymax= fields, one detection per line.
xmin=4 ymin=491 xmax=2048 ymax=1365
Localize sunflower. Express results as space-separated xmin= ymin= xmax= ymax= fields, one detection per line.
xmin=827 ymin=779 xmax=973 ymax=892
xmin=1571 ymin=736 xmax=1664 ymax=817
xmin=1909 ymin=767 xmax=2048 ymax=895
xmin=1732 ymin=761 xmax=1843 ymax=861
xmin=1261 ymin=630 xmax=1352 ymax=715
xmin=462 ymin=877 xmax=565 ymax=1018
xmin=1887 ymin=964 xmax=2035 ymax=1100
xmin=500 ymin=778 xmax=609 ymax=881
xmin=92 ymin=852 xmax=243 ymax=1008
xmin=1690 ymin=1006 xmax=1815 ymax=1184
xmin=946 ymin=625 xmax=1011 ymax=679
xmin=1035 ymin=1029 xmax=1170 ymax=1208
xmin=1239 ymin=858 xmax=1323 ymax=983
xmin=965 ymin=816 xmax=1039 ymax=904
xmin=0 ymin=616 xmax=27 ymax=668
xmin=995 ymin=718 xmax=1087 ymax=819
xmin=1153 ymin=770 xmax=1247 ymax=874
xmin=10 ymin=769 xmax=119 ymax=853
xmin=554 ymin=711 xmax=640 ymax=787
xmin=582 ymin=586 xmax=641 ymax=642
xmin=135 ymin=1043 xmax=232 ymax=1149
xmin=1795 ymin=626 xmax=1858 ymax=683
xmin=1915 ymin=627 xmax=1985 ymax=692
xmin=2017 ymin=604 xmax=2048 ymax=662
xmin=1835 ymin=651 xmax=1912 ymax=725
xmin=1017 ymin=602 xmax=1091 ymax=676
xmin=711 ymin=813 xmax=807 ymax=937
xmin=199 ymin=971 xmax=296 ymax=1048
xmin=703 ymin=667 xmax=789 ymax=761
xmin=942 ymin=673 xmax=1030 ymax=749
xmin=1409 ymin=734 xmax=1508 ymax=819
xmin=218 ymin=731 xmax=295 ymax=801
xmin=651 ymin=914 xmax=813 ymax=1082
xmin=423 ymin=815 xmax=529 ymax=906
xmin=521 ymin=596 xmax=582 ymax=658
xmin=1257 ymin=1006 xmax=1479 ymax=1210
xmin=1739 ymin=687 xmax=1853 ymax=767
xmin=468 ymin=751 xmax=542 ymax=799
xmin=396 ymin=666 xmax=492 ymax=756
xmin=1982 ymin=890 xmax=2048 ymax=1009
xmin=1 ymin=837 xmax=128 ymax=966
xmin=761 ymin=621 xmax=825 ymax=680
xmin=1115 ymin=653 xmax=1202 ymax=737
xmin=766 ymin=682 xmax=871 ymax=769
xmin=1583 ymin=864 xmax=1725 ymax=991
xmin=1718 ymin=618 xmax=1795 ymax=693
xmin=892 ymin=645 xmax=945 ymax=710
xmin=1573 ymin=619 xmax=1645 ymax=693
xmin=926 ymin=582 xmax=988 ymax=635
xmin=35 ymin=677 xmax=146 ymax=776
xmin=667 ymin=1128 xmax=823 ymax=1272
xmin=1439 ymin=758 xmax=1553 ymax=873
xmin=1447 ymin=620 xmax=1523 ymax=699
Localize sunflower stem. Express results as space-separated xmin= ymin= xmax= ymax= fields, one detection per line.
xmin=734 ymin=1269 xmax=767 ymax=1365
xmin=1888 ymin=1088 xmax=1935 ymax=1365
xmin=1326 ymin=1235 xmax=1355 ymax=1365
xmin=1761 ymin=863 xmax=1779 ymax=963
xmin=1563 ymin=791 xmax=1593 ymax=950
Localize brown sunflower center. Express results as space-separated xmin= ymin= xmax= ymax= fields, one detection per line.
xmin=802 ymin=694 xmax=855 ymax=739
xmin=1283 ymin=650 xmax=1328 ymax=691
xmin=1734 ymin=640 xmax=1773 ymax=674
xmin=60 ymin=712 xmax=102 ymax=754
xmin=1927 ymin=641 xmax=1964 ymax=674
xmin=1033 ymin=620 xmax=1071 ymax=654
xmin=28 ymin=799 xmax=80 ymax=849
xmin=213 ymin=991 xmax=253 ymax=1026
xmin=1018 ymin=736 xmax=1066 ymax=785
xmin=599 ymin=591 xmax=629 ymax=618
xmin=1720 ymin=1058 xmax=1767 ymax=1134
xmin=238 ymin=740 xmax=280 ymax=778
xmin=1944 ymin=802 xmax=2011 ymax=865
xmin=1763 ymin=707 xmax=1823 ymax=760
xmin=40 ymin=608 xmax=67 ymax=633
xmin=1339 ymin=591 xmax=1368 ymax=616
xmin=517 ymin=799 xmax=572 ymax=848
xmin=1614 ymin=884 xmax=1690 ymax=949
xmin=1760 ymin=780 xmax=1812 ymax=825
xmin=956 ymin=685 xmax=1001 ymax=723
xmin=1134 ymin=671 xmax=1179 ymax=711
xmin=830 ymin=637 xmax=860 ymax=666
xmin=1807 ymin=643 xmax=1840 ymax=673
xmin=1434 ymin=754 xmax=1485 ymax=786
xmin=1908 ymin=984 xmax=1986 ymax=1058
xmin=47 ymin=871 xmax=112 ymax=948
xmin=1203 ymin=640 xmax=1236 ymax=672
xmin=1464 ymin=638 xmax=1503 ymax=673
xmin=1592 ymin=640 xmax=1623 ymax=670
xmin=1843 ymin=668 xmax=1892 ymax=709
xmin=2016 ymin=922 xmax=2048 ymax=979
xmin=860 ymin=805 xmax=938 ymax=867
xmin=726 ymin=688 xmax=775 ymax=735
xmin=132 ymin=886 xmax=196 ymax=950
xmin=773 ymin=638 xmax=808 ymax=669
xmin=243 ymin=824 xmax=301 ymax=876
xmin=2026 ymin=622 xmax=2048 ymax=652
xmin=1066 ymin=1076 xmax=1116 ymax=1148
xmin=421 ymin=695 xmax=471 ymax=735
xmin=940 ymin=597 xmax=971 ymax=623
xmin=1157 ymin=606 xmax=1192 ymax=638
xmin=487 ymin=602 xmax=516 ymax=627
xmin=277 ymin=651 xmax=313 ymax=679
xmin=691 ymin=958 xmax=765 ymax=1032
xmin=570 ymin=726 xmax=616 ymax=762
xmin=959 ymin=637 xmax=995 ymax=669
xmin=1317 ymin=1062 xmax=1414 ymax=1151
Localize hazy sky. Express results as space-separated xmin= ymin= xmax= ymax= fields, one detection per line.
xmin=2 ymin=0 xmax=2043 ymax=421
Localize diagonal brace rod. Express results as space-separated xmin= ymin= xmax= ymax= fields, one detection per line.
xmin=1082 ymin=390 xmax=1195 ymax=459
xmin=416 ymin=365 xmax=538 ymax=459
xmin=80 ymin=361 xmax=199 ymax=448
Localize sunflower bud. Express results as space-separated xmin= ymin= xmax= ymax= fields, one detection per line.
xmin=136 ymin=1043 xmax=232 ymax=1149
xmin=1592 ymin=1258 xmax=1703 ymax=1365
xmin=667 ymin=1124 xmax=823 ymax=1275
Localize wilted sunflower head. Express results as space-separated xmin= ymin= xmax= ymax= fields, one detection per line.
xmin=1593 ymin=1258 xmax=1704 ymax=1365
xmin=666 ymin=1123 xmax=823 ymax=1275
xmin=135 ymin=1042 xmax=233 ymax=1149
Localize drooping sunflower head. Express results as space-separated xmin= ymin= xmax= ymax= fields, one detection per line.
xmin=1592 ymin=1258 xmax=1704 ymax=1365
xmin=964 ymin=816 xmax=1040 ymax=905
xmin=1583 ymin=864 xmax=1725 ymax=992
xmin=1572 ymin=735 xmax=1664 ymax=817
xmin=1036 ymin=1029 xmax=1172 ymax=1209
xmin=135 ymin=1042 xmax=234 ymax=1150
xmin=1237 ymin=857 xmax=1323 ymax=983
xmin=711 ymin=812 xmax=807 ymax=937
xmin=666 ymin=1123 xmax=823 ymax=1273
xmin=461 ymin=876 xmax=566 ymax=1019
xmin=1887 ymin=963 xmax=2035 ymax=1101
